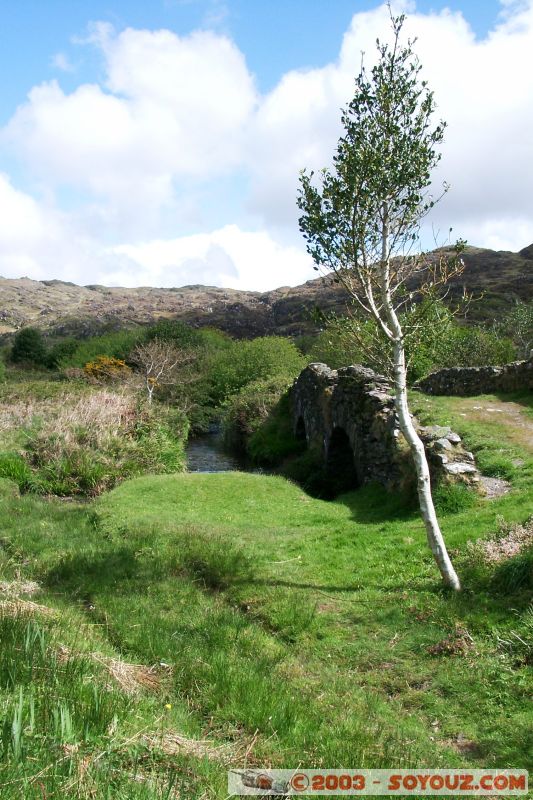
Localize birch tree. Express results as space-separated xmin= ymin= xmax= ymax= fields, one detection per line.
xmin=297 ymin=11 xmax=462 ymax=590
xmin=131 ymin=339 xmax=192 ymax=405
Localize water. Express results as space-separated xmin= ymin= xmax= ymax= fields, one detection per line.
xmin=186 ymin=426 xmax=245 ymax=473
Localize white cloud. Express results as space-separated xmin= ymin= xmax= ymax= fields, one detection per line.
xmin=1 ymin=2 xmax=533 ymax=290
xmin=112 ymin=224 xmax=314 ymax=291
xmin=248 ymin=1 xmax=533 ymax=252
xmin=0 ymin=173 xmax=62 ymax=278
xmin=3 ymin=25 xmax=257 ymax=236
xmin=0 ymin=173 xmax=137 ymax=284
xmin=51 ymin=52 xmax=74 ymax=72
xmin=0 ymin=173 xmax=312 ymax=290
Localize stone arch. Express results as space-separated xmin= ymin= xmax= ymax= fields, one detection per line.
xmin=295 ymin=415 xmax=307 ymax=442
xmin=325 ymin=426 xmax=359 ymax=492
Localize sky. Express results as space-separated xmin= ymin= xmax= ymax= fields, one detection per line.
xmin=0 ymin=0 xmax=532 ymax=291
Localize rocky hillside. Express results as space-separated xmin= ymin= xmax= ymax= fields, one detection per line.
xmin=0 ymin=243 xmax=531 ymax=340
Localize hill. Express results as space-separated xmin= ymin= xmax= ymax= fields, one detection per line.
xmin=0 ymin=243 xmax=532 ymax=339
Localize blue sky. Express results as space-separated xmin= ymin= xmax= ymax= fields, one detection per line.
xmin=0 ymin=0 xmax=505 ymax=111
xmin=0 ymin=0 xmax=531 ymax=290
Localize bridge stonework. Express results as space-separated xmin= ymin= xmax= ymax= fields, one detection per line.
xmin=291 ymin=363 xmax=480 ymax=493
xmin=414 ymin=357 xmax=533 ymax=396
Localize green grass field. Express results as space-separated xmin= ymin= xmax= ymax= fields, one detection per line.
xmin=0 ymin=390 xmax=532 ymax=798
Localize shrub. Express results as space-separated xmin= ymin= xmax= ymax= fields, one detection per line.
xmin=0 ymin=360 xmax=5 ymax=383
xmin=248 ymin=390 xmax=305 ymax=465
xmin=496 ymin=300 xmax=533 ymax=360
xmin=492 ymin=547 xmax=533 ymax=595
xmin=222 ymin=375 xmax=294 ymax=455
xmin=84 ymin=356 xmax=132 ymax=383
xmin=1 ymin=389 xmax=188 ymax=497
xmin=11 ymin=327 xmax=47 ymax=366
xmin=58 ymin=329 xmax=144 ymax=370
xmin=436 ymin=325 xmax=516 ymax=370
xmin=432 ymin=482 xmax=478 ymax=514
xmin=0 ymin=453 xmax=34 ymax=491
xmin=145 ymin=319 xmax=203 ymax=348
xmin=208 ymin=336 xmax=305 ymax=404
xmin=462 ymin=517 xmax=533 ymax=599
xmin=308 ymin=303 xmax=516 ymax=382
xmin=44 ymin=338 xmax=78 ymax=369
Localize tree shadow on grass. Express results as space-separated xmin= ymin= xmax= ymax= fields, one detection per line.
xmin=44 ymin=547 xmax=143 ymax=598
xmin=44 ymin=546 xmax=368 ymax=597
xmin=231 ymin=576 xmax=366 ymax=594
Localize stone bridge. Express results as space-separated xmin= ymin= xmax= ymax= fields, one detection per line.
xmin=291 ymin=363 xmax=480 ymax=493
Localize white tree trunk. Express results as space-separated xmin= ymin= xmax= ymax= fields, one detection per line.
xmin=379 ymin=203 xmax=460 ymax=591
xmin=392 ymin=340 xmax=461 ymax=591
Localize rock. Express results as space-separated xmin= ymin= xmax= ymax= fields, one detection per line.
xmin=479 ymin=476 xmax=511 ymax=498
xmin=415 ymin=357 xmax=533 ymax=396
xmin=421 ymin=425 xmax=452 ymax=441
xmin=447 ymin=432 xmax=462 ymax=444
xmin=435 ymin=438 xmax=453 ymax=451
xmin=444 ymin=462 xmax=478 ymax=475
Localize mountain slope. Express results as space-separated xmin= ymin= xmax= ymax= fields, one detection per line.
xmin=0 ymin=244 xmax=531 ymax=339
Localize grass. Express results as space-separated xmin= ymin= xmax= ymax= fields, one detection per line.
xmin=411 ymin=390 xmax=533 ymax=489
xmin=0 ymin=372 xmax=187 ymax=496
xmin=0 ymin=389 xmax=532 ymax=797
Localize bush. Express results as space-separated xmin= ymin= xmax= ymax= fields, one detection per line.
xmin=44 ymin=338 xmax=78 ymax=369
xmin=145 ymin=319 xmax=203 ymax=348
xmin=222 ymin=375 xmax=295 ymax=456
xmin=248 ymin=391 xmax=306 ymax=466
xmin=432 ymin=482 xmax=479 ymax=514
xmin=308 ymin=302 xmax=516 ymax=382
xmin=11 ymin=327 xmax=47 ymax=366
xmin=462 ymin=517 xmax=533 ymax=600
xmin=0 ymin=359 xmax=5 ymax=382
xmin=1 ymin=390 xmax=188 ymax=497
xmin=436 ymin=325 xmax=516 ymax=371
xmin=84 ymin=355 xmax=132 ymax=383
xmin=58 ymin=329 xmax=144 ymax=370
xmin=0 ymin=453 xmax=35 ymax=491
xmin=492 ymin=547 xmax=533 ymax=595
xmin=208 ymin=336 xmax=305 ymax=404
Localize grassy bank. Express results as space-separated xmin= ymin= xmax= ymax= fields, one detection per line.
xmin=0 ymin=391 xmax=532 ymax=797
xmin=0 ymin=372 xmax=187 ymax=496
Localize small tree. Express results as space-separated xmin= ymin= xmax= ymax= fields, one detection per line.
xmin=131 ymin=339 xmax=193 ymax=405
xmin=298 ymin=11 xmax=461 ymax=590
xmin=11 ymin=327 xmax=47 ymax=365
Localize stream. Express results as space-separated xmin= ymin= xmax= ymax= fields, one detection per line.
xmin=185 ymin=424 xmax=246 ymax=473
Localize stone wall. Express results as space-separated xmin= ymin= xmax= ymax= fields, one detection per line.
xmin=291 ymin=363 xmax=480 ymax=493
xmin=415 ymin=358 xmax=533 ymax=396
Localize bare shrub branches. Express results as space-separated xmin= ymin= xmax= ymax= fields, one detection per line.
xmin=130 ymin=339 xmax=195 ymax=404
